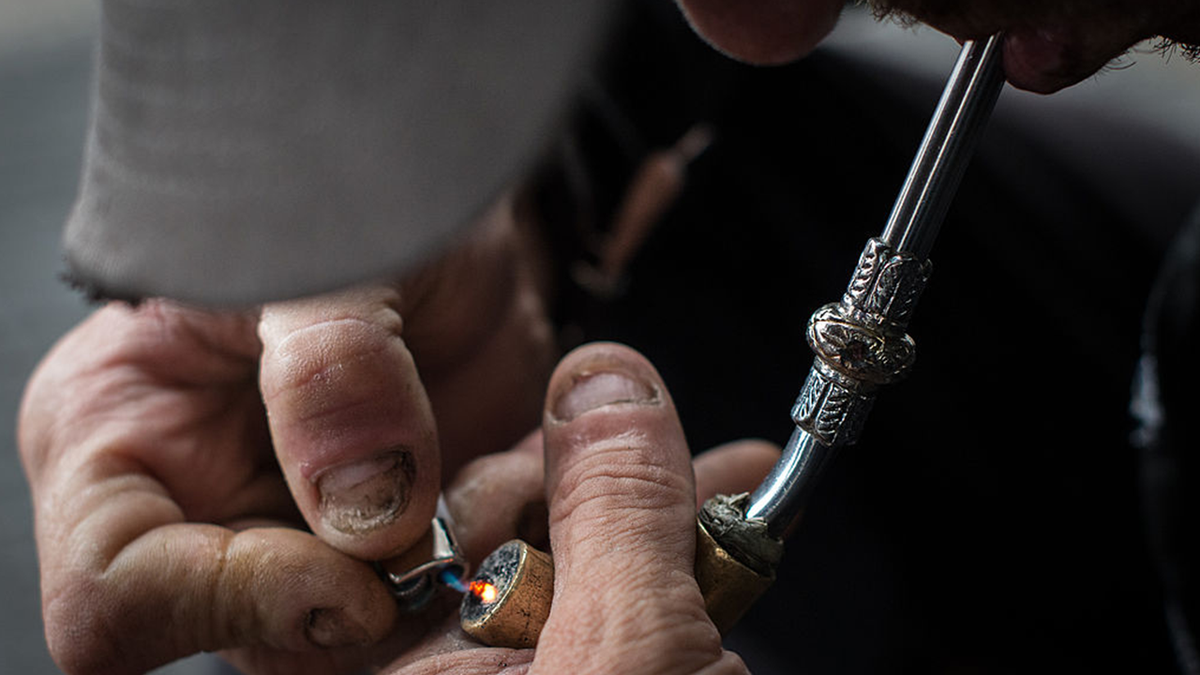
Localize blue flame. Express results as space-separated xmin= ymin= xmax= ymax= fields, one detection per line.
xmin=439 ymin=567 xmax=468 ymax=593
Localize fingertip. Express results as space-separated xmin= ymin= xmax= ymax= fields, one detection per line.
xmin=544 ymin=342 xmax=666 ymax=426
xmin=540 ymin=341 xmax=695 ymax=577
xmin=221 ymin=528 xmax=398 ymax=651
xmin=257 ymin=286 xmax=441 ymax=560
xmin=542 ymin=343 xmax=688 ymax=512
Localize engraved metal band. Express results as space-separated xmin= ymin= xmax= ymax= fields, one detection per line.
xmin=797 ymin=237 xmax=931 ymax=447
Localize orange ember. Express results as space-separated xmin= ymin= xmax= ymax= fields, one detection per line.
xmin=470 ymin=580 xmax=499 ymax=604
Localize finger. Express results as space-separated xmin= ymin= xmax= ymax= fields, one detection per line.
xmin=446 ymin=436 xmax=779 ymax=563
xmin=445 ymin=430 xmax=549 ymax=561
xmin=258 ymin=285 xmax=440 ymax=560
xmin=693 ymin=440 xmax=781 ymax=507
xmin=21 ymin=302 xmax=405 ymax=674
xmin=534 ymin=342 xmax=731 ymax=675
xmin=675 ymin=0 xmax=843 ymax=65
xmin=35 ymin=459 xmax=395 ymax=675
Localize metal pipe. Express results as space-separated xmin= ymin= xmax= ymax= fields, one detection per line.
xmin=744 ymin=427 xmax=833 ymax=533
xmin=881 ymin=34 xmax=1006 ymax=259
xmin=459 ymin=35 xmax=1010 ymax=650
xmin=746 ymin=35 xmax=1005 ymax=538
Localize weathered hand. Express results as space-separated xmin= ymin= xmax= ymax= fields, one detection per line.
xmin=385 ymin=343 xmax=780 ymax=675
xmin=17 ymin=199 xmax=556 ymax=675
xmin=675 ymin=0 xmax=1200 ymax=92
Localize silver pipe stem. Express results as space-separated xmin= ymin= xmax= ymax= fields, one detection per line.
xmin=881 ymin=34 xmax=1005 ymax=259
xmin=744 ymin=427 xmax=833 ymax=532
xmin=745 ymin=36 xmax=1006 ymax=538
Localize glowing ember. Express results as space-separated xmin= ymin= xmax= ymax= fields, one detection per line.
xmin=470 ymin=580 xmax=499 ymax=604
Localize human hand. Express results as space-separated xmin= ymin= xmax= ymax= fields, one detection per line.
xmin=17 ymin=198 xmax=557 ymax=675
xmin=675 ymin=0 xmax=1200 ymax=93
xmin=383 ymin=342 xmax=781 ymax=675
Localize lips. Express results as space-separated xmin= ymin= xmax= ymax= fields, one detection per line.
xmin=1003 ymin=20 xmax=1151 ymax=93
xmin=867 ymin=0 xmax=1153 ymax=93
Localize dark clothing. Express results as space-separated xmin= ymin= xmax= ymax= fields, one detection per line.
xmin=543 ymin=3 xmax=1200 ymax=672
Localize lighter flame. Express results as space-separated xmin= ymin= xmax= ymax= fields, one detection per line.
xmin=470 ymin=580 xmax=498 ymax=604
xmin=440 ymin=568 xmax=468 ymax=594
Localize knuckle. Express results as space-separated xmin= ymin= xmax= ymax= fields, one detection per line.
xmin=210 ymin=533 xmax=264 ymax=648
xmin=215 ymin=531 xmax=319 ymax=652
xmin=552 ymin=434 xmax=691 ymax=530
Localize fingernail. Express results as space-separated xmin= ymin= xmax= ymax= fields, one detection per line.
xmin=552 ymin=369 xmax=658 ymax=422
xmin=306 ymin=607 xmax=371 ymax=648
xmin=317 ymin=450 xmax=415 ymax=535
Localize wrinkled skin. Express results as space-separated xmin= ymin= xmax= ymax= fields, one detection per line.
xmin=381 ymin=345 xmax=781 ymax=675
xmin=20 ymin=305 xmax=776 ymax=674
xmin=19 ymin=187 xmax=778 ymax=674
xmin=19 ymin=200 xmax=561 ymax=674
xmin=676 ymin=0 xmax=1200 ymax=92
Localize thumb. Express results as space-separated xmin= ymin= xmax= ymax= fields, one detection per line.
xmin=533 ymin=343 xmax=746 ymax=675
xmin=258 ymin=284 xmax=441 ymax=560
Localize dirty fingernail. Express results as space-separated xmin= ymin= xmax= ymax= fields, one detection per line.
xmin=552 ymin=369 xmax=658 ymax=422
xmin=317 ymin=450 xmax=415 ymax=535
xmin=306 ymin=607 xmax=371 ymax=648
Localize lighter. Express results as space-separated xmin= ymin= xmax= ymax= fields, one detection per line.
xmin=378 ymin=495 xmax=469 ymax=612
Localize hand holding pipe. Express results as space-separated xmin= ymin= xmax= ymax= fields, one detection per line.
xmin=459 ymin=35 xmax=1006 ymax=648
xmin=460 ymin=494 xmax=780 ymax=647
